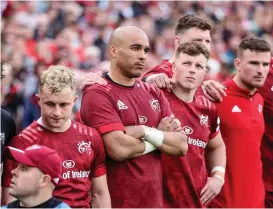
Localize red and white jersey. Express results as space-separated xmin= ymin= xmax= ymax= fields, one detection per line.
xmin=3 ymin=120 xmax=106 ymax=208
xmin=210 ymin=79 xmax=265 ymax=208
xmin=81 ymin=77 xmax=172 ymax=208
xmin=260 ymin=57 xmax=273 ymax=191
xmin=142 ymin=60 xmax=173 ymax=79
xmin=161 ymin=90 xmax=219 ymax=208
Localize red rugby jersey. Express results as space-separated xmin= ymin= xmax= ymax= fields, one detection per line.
xmin=3 ymin=120 xmax=106 ymax=208
xmin=260 ymin=57 xmax=273 ymax=191
xmin=81 ymin=78 xmax=172 ymax=208
xmin=161 ymin=91 xmax=219 ymax=208
xmin=142 ymin=60 xmax=173 ymax=79
xmin=210 ymin=79 xmax=265 ymax=208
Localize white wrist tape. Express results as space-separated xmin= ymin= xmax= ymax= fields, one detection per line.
xmin=213 ymin=174 xmax=225 ymax=184
xmin=143 ymin=140 xmax=157 ymax=155
xmin=143 ymin=126 xmax=164 ymax=147
xmin=211 ymin=166 xmax=225 ymax=175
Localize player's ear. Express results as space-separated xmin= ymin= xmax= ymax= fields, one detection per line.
xmin=109 ymin=45 xmax=117 ymax=58
xmin=234 ymin=58 xmax=241 ymax=72
xmin=174 ymin=36 xmax=181 ymax=48
xmin=39 ymin=174 xmax=51 ymax=188
xmin=35 ymin=94 xmax=41 ymax=106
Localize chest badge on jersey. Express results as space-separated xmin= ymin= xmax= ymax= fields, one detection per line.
xmin=78 ymin=141 xmax=91 ymax=155
xmin=149 ymin=99 xmax=161 ymax=111
xmin=199 ymin=114 xmax=208 ymax=126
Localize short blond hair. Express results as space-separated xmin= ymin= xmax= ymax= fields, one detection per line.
xmin=39 ymin=65 xmax=75 ymax=93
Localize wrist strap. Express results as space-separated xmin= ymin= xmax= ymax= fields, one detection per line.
xmin=143 ymin=126 xmax=164 ymax=147
xmin=143 ymin=140 xmax=157 ymax=155
xmin=211 ymin=166 xmax=225 ymax=175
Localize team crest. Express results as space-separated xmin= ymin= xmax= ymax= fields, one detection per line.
xmin=78 ymin=141 xmax=91 ymax=155
xmin=199 ymin=114 xmax=208 ymax=126
xmin=149 ymin=99 xmax=161 ymax=111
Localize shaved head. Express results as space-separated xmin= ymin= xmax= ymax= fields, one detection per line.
xmin=108 ymin=25 xmax=150 ymax=81
xmin=109 ymin=26 xmax=148 ymax=47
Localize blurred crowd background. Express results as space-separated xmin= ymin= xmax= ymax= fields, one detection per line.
xmin=1 ymin=0 xmax=273 ymax=132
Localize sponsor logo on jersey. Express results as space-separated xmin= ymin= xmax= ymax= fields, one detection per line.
xmin=188 ymin=137 xmax=207 ymax=148
xmin=62 ymin=170 xmax=91 ymax=179
xmin=149 ymin=99 xmax=161 ymax=111
xmin=117 ymin=100 xmax=128 ymax=110
xmin=199 ymin=114 xmax=208 ymax=126
xmin=232 ymin=105 xmax=241 ymax=112
xmin=138 ymin=116 xmax=147 ymax=124
xmin=77 ymin=141 xmax=91 ymax=155
xmin=182 ymin=126 xmax=193 ymax=135
xmin=271 ymin=86 xmax=273 ymax=91
xmin=63 ymin=160 xmax=75 ymax=169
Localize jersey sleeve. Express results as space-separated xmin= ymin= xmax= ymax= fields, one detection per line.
xmin=209 ymin=105 xmax=220 ymax=140
xmin=2 ymin=135 xmax=32 ymax=187
xmin=81 ymin=86 xmax=125 ymax=135
xmin=142 ymin=65 xmax=173 ymax=80
xmin=90 ymin=129 xmax=107 ymax=178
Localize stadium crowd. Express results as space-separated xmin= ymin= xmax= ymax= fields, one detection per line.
xmin=1 ymin=1 xmax=273 ymax=130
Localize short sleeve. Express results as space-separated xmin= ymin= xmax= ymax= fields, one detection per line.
xmin=91 ymin=129 xmax=106 ymax=178
xmin=209 ymin=106 xmax=220 ymax=140
xmin=142 ymin=64 xmax=173 ymax=80
xmin=81 ymin=86 xmax=125 ymax=134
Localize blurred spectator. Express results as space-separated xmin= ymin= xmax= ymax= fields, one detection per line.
xmin=1 ymin=1 xmax=273 ymax=130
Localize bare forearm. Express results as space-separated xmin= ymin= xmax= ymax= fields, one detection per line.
xmin=206 ymin=142 xmax=226 ymax=172
xmin=91 ymin=175 xmax=111 ymax=208
xmin=92 ymin=193 xmax=111 ymax=208
xmin=103 ymin=131 xmax=146 ymax=161
xmin=125 ymin=125 xmax=145 ymax=139
xmin=122 ymin=136 xmax=146 ymax=160
xmin=158 ymin=132 xmax=188 ymax=156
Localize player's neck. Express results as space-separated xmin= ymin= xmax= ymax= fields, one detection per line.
xmin=233 ymin=75 xmax=257 ymax=95
xmin=172 ymin=85 xmax=196 ymax=103
xmin=108 ymin=69 xmax=135 ymax=86
xmin=38 ymin=118 xmax=71 ymax=132
xmin=19 ymin=190 xmax=52 ymax=207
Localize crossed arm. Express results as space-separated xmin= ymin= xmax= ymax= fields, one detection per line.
xmin=103 ymin=121 xmax=188 ymax=162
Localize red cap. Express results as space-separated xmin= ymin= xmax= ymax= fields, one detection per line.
xmin=4 ymin=145 xmax=62 ymax=186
